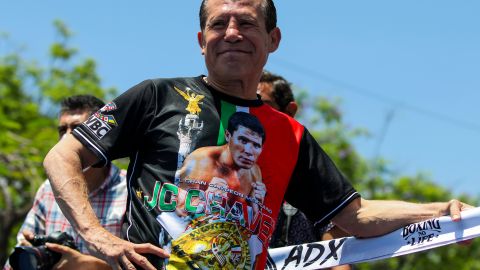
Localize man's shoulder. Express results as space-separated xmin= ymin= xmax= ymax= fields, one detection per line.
xmin=259 ymin=104 xmax=303 ymax=125
xmin=188 ymin=145 xmax=222 ymax=160
xmin=129 ymin=76 xmax=207 ymax=99
xmin=182 ymin=146 xmax=224 ymax=171
xmin=36 ymin=179 xmax=54 ymax=194
xmin=148 ymin=76 xmax=203 ymax=88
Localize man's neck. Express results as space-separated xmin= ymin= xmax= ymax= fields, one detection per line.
xmin=204 ymin=75 xmax=258 ymax=100
xmin=219 ymin=146 xmax=237 ymax=169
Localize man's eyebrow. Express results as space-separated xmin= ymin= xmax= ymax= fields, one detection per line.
xmin=207 ymin=15 xmax=225 ymax=22
xmin=208 ymin=13 xmax=257 ymax=22
xmin=237 ymin=15 xmax=257 ymax=21
xmin=238 ymin=134 xmax=261 ymax=142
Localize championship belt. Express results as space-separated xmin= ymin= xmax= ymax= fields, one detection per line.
xmin=168 ymin=221 xmax=252 ymax=270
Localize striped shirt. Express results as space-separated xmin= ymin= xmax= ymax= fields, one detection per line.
xmin=16 ymin=164 xmax=127 ymax=254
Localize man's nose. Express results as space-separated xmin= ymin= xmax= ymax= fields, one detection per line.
xmin=244 ymin=143 xmax=254 ymax=154
xmin=224 ymin=19 xmax=242 ymax=42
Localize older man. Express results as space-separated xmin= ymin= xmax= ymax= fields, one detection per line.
xmin=43 ymin=0 xmax=470 ymax=269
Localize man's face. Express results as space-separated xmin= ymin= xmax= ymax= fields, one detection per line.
xmin=58 ymin=110 xmax=90 ymax=140
xmin=198 ymin=0 xmax=280 ymax=80
xmin=257 ymin=81 xmax=280 ymax=110
xmin=226 ymin=125 xmax=263 ymax=169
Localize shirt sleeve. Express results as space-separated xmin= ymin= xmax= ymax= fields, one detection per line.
xmin=284 ymin=128 xmax=360 ymax=228
xmin=73 ymin=80 xmax=159 ymax=166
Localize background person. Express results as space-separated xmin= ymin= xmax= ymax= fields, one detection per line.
xmin=258 ymin=70 xmax=352 ymax=269
xmin=4 ymin=95 xmax=127 ymax=270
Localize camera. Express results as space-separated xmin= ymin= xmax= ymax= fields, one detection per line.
xmin=9 ymin=231 xmax=77 ymax=270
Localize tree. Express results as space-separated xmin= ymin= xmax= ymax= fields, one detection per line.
xmin=0 ymin=53 xmax=55 ymax=264
xmin=297 ymin=91 xmax=480 ymax=269
xmin=0 ymin=21 xmax=116 ymax=265
xmin=295 ymin=90 xmax=370 ymax=186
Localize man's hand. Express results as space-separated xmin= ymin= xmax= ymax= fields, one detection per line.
xmin=85 ymin=229 xmax=169 ymax=270
xmin=447 ymin=199 xmax=473 ymax=222
xmin=446 ymin=199 xmax=475 ymax=245
xmin=46 ymin=243 xmax=111 ymax=270
xmin=19 ymin=230 xmax=35 ymax=246
xmin=251 ymin=182 xmax=266 ymax=203
xmin=206 ymin=177 xmax=229 ymax=198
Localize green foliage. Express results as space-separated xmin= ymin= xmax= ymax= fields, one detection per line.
xmin=298 ymin=92 xmax=480 ymax=270
xmin=0 ymin=49 xmax=56 ymax=266
xmin=295 ymin=92 xmax=369 ymax=186
xmin=0 ymin=21 xmax=116 ymax=265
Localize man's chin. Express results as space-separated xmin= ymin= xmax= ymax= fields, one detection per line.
xmin=216 ymin=62 xmax=251 ymax=74
xmin=238 ymin=162 xmax=254 ymax=170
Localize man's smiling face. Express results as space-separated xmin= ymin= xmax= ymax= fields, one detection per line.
xmin=198 ymin=0 xmax=279 ymax=81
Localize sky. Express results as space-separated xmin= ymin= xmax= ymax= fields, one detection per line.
xmin=2 ymin=1 xmax=479 ymax=197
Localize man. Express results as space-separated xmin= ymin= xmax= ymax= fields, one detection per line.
xmin=257 ymin=70 xmax=298 ymax=117
xmin=43 ymin=1 xmax=471 ymax=270
xmin=177 ymin=111 xmax=266 ymax=210
xmin=258 ymin=70 xmax=352 ymax=270
xmin=162 ymin=112 xmax=267 ymax=268
xmin=4 ymin=95 xmax=127 ymax=270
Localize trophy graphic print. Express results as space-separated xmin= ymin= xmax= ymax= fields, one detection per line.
xmin=174 ymin=86 xmax=205 ymax=179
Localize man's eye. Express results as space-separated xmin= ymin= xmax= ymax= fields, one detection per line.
xmin=71 ymin=124 xmax=80 ymax=130
xmin=58 ymin=128 xmax=67 ymax=138
xmin=240 ymin=21 xmax=254 ymax=27
xmin=209 ymin=21 xmax=226 ymax=29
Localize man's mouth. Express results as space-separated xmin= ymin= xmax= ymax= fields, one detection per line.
xmin=219 ymin=49 xmax=249 ymax=55
xmin=239 ymin=156 xmax=254 ymax=165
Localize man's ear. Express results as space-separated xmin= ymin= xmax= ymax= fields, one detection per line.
xmin=285 ymin=102 xmax=298 ymax=118
xmin=225 ymin=130 xmax=231 ymax=142
xmin=198 ymin=31 xmax=206 ymax=55
xmin=268 ymin=27 xmax=281 ymax=53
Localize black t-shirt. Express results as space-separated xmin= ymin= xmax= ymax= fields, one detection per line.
xmin=73 ymin=76 xmax=359 ymax=270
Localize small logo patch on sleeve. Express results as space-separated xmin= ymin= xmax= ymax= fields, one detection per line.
xmin=84 ymin=115 xmax=112 ymax=139
xmin=100 ymin=101 xmax=117 ymax=112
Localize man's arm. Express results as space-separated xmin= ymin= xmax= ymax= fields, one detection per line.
xmin=332 ymin=197 xmax=469 ymax=238
xmin=43 ymin=134 xmax=168 ymax=270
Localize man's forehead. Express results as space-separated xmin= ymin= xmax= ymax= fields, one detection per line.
xmin=59 ymin=110 xmax=90 ymax=122
xmin=206 ymin=0 xmax=262 ymax=18
xmin=235 ymin=125 xmax=262 ymax=140
xmin=257 ymin=82 xmax=274 ymax=97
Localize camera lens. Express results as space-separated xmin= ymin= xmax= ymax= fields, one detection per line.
xmin=9 ymin=245 xmax=61 ymax=270
xmin=8 ymin=232 xmax=75 ymax=270
xmin=9 ymin=246 xmax=40 ymax=270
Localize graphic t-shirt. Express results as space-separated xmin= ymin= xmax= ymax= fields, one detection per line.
xmin=73 ymin=76 xmax=359 ymax=269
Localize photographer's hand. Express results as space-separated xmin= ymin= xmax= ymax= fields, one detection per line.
xmin=19 ymin=230 xmax=34 ymax=246
xmin=46 ymin=243 xmax=111 ymax=270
